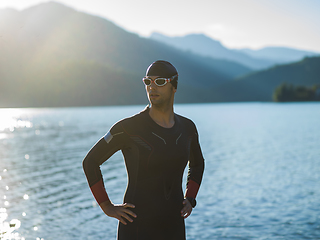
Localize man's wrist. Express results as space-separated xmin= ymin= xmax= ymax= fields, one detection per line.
xmin=100 ymin=200 xmax=112 ymax=206
xmin=186 ymin=197 xmax=197 ymax=208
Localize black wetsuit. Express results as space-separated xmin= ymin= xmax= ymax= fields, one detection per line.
xmin=83 ymin=107 xmax=205 ymax=240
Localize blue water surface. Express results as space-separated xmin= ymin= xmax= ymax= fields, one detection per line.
xmin=0 ymin=102 xmax=320 ymax=239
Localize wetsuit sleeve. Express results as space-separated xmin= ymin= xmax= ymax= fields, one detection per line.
xmin=185 ymin=126 xmax=205 ymax=201
xmin=82 ymin=123 xmax=125 ymax=205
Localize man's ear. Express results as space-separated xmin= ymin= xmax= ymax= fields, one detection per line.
xmin=173 ymin=87 xmax=177 ymax=93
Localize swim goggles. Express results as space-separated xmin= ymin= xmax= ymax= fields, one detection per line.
xmin=142 ymin=74 xmax=178 ymax=87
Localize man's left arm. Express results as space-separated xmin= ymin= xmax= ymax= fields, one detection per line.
xmin=181 ymin=127 xmax=205 ymax=218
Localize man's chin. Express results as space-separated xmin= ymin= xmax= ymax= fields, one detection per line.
xmin=149 ymin=99 xmax=163 ymax=106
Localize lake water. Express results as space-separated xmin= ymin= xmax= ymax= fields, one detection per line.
xmin=0 ymin=102 xmax=320 ymax=240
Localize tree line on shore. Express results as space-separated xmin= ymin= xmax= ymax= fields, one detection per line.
xmin=273 ymin=83 xmax=320 ymax=102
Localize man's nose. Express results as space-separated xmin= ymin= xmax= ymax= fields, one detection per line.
xmin=149 ymin=81 xmax=157 ymax=89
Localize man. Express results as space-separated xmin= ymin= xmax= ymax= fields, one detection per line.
xmin=83 ymin=60 xmax=205 ymax=240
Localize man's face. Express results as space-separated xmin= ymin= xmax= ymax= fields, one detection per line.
xmin=145 ymin=76 xmax=177 ymax=106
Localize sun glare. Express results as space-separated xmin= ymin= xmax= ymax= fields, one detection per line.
xmin=0 ymin=109 xmax=33 ymax=138
xmin=0 ymin=1 xmax=44 ymax=10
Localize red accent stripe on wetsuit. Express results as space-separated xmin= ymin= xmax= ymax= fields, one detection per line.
xmin=90 ymin=179 xmax=110 ymax=205
xmin=185 ymin=179 xmax=200 ymax=198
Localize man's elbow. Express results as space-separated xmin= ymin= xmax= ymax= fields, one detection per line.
xmin=82 ymin=154 xmax=91 ymax=175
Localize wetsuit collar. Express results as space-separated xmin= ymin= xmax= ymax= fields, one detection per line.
xmin=142 ymin=106 xmax=179 ymax=134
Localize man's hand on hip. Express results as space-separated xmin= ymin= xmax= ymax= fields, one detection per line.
xmin=100 ymin=201 xmax=137 ymax=225
xmin=181 ymin=199 xmax=192 ymax=218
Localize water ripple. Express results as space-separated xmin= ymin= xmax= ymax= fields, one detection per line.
xmin=1 ymin=103 xmax=320 ymax=239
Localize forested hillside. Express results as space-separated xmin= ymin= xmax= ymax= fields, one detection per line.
xmin=208 ymin=57 xmax=320 ymax=102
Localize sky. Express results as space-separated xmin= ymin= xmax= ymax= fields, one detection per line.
xmin=1 ymin=0 xmax=320 ymax=52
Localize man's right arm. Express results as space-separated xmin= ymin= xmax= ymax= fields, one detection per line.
xmin=82 ymin=127 xmax=137 ymax=224
xmin=82 ymin=137 xmax=118 ymax=205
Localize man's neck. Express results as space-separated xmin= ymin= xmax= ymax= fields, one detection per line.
xmin=149 ymin=104 xmax=175 ymax=128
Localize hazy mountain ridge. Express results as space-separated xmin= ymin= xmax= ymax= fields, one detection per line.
xmin=150 ymin=32 xmax=320 ymax=70
xmin=237 ymin=47 xmax=320 ymax=63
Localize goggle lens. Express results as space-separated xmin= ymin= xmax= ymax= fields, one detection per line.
xmin=143 ymin=79 xmax=151 ymax=86
xmin=155 ymin=79 xmax=166 ymax=86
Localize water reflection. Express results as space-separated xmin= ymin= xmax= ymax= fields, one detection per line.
xmin=0 ymin=108 xmax=57 ymax=240
xmin=1 ymin=168 xmax=25 ymax=239
xmin=0 ymin=208 xmax=23 ymax=239
xmin=1 ymin=104 xmax=320 ymax=239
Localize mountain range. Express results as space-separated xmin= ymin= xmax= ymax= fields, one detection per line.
xmin=0 ymin=2 xmax=319 ymax=107
xmin=150 ymin=32 xmax=319 ymax=70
